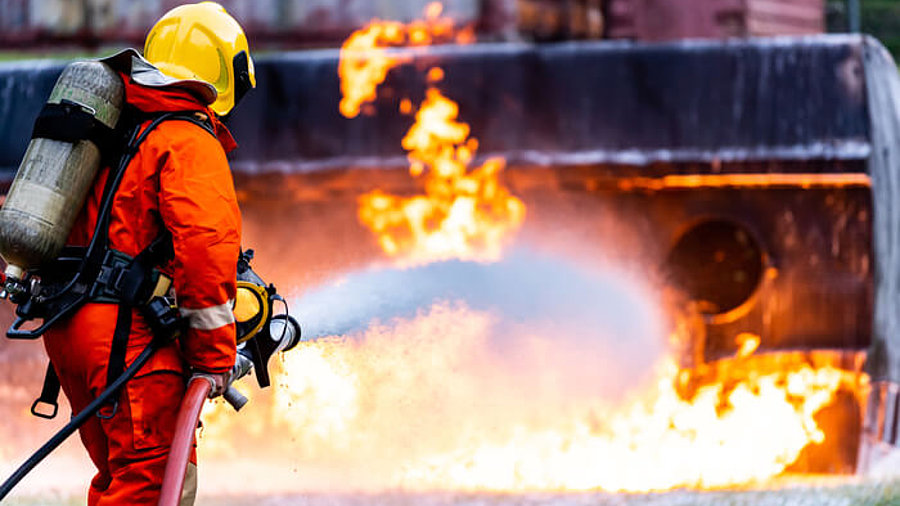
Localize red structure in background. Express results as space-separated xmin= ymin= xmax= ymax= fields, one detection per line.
xmin=0 ymin=0 xmax=825 ymax=49
xmin=606 ymin=0 xmax=824 ymax=41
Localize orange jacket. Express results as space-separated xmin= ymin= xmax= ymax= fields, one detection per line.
xmin=65 ymin=74 xmax=242 ymax=374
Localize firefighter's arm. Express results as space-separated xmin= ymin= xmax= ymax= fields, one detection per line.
xmin=156 ymin=123 xmax=242 ymax=374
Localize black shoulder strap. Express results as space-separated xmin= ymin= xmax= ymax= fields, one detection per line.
xmin=29 ymin=111 xmax=201 ymax=418
xmin=99 ymin=303 xmax=131 ymax=419
xmin=81 ymin=111 xmax=208 ymax=276
xmin=172 ymin=112 xmax=216 ymax=138
xmin=93 ymin=113 xmax=186 ymax=417
xmin=96 ymin=112 xmax=214 ymax=416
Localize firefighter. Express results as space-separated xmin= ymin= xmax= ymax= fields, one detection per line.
xmin=41 ymin=2 xmax=253 ymax=504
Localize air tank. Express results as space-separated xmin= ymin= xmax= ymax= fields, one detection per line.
xmin=0 ymin=61 xmax=124 ymax=283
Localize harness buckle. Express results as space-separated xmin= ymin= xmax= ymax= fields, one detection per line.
xmin=30 ymin=398 xmax=58 ymax=420
xmin=94 ymin=250 xmax=133 ymax=300
xmin=97 ymin=400 xmax=119 ymax=420
xmin=110 ymin=267 xmax=128 ymax=293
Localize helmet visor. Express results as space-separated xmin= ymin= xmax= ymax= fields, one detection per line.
xmin=232 ymin=50 xmax=254 ymax=111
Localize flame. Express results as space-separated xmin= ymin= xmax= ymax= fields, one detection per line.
xmin=338 ymin=2 xmax=453 ymax=118
xmin=339 ymin=5 xmax=525 ymax=265
xmin=397 ymin=356 xmax=858 ymax=492
xmin=202 ymin=303 xmax=864 ymax=493
xmin=338 ymin=20 xmax=405 ymax=118
xmin=193 ymin=2 xmax=869 ymax=496
xmin=357 ymin=89 xmax=526 ymax=264
xmin=736 ymin=332 xmax=761 ymax=358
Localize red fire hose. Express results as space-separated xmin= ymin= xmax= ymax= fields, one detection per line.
xmin=158 ymin=376 xmax=212 ymax=506
xmin=159 ymin=353 xmax=253 ymax=505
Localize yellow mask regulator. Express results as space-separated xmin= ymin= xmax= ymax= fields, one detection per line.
xmin=227 ymin=249 xmax=301 ymax=401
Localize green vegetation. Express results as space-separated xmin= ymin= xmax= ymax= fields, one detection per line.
xmin=862 ymin=1 xmax=900 ymax=58
xmin=829 ymin=0 xmax=900 ymax=59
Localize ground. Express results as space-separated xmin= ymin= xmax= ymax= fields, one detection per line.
xmin=5 ymin=478 xmax=900 ymax=506
xmin=200 ymin=479 xmax=900 ymax=506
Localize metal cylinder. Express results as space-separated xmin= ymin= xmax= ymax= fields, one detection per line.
xmin=0 ymin=61 xmax=124 ymax=280
xmin=231 ymin=351 xmax=254 ymax=380
xmin=269 ymin=314 xmax=302 ymax=353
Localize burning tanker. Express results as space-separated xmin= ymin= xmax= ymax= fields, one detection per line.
xmin=190 ymin=3 xmax=873 ymax=495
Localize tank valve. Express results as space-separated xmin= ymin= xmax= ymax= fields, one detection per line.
xmin=3 ymin=266 xmax=28 ymax=303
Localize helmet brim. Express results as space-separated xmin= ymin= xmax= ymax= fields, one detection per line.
xmin=99 ymin=49 xmax=218 ymax=106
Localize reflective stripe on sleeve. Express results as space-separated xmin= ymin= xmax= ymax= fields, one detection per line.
xmin=180 ymin=300 xmax=235 ymax=330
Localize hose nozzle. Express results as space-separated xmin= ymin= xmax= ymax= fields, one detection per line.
xmin=269 ymin=314 xmax=302 ymax=353
xmin=223 ymin=387 xmax=248 ymax=411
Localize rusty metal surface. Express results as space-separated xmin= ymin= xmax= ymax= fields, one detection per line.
xmin=0 ymin=0 xmax=826 ymax=47
xmin=605 ymin=0 xmax=824 ymax=41
xmin=747 ymin=0 xmax=825 ymax=36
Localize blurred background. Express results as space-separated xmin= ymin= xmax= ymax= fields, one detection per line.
xmin=0 ymin=0 xmax=895 ymax=57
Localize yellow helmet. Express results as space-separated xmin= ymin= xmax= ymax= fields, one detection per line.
xmin=144 ymin=1 xmax=256 ymax=116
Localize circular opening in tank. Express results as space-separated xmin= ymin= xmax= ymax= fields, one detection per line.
xmin=664 ymin=219 xmax=765 ymax=316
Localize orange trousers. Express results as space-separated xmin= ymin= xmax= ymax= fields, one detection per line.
xmin=43 ymin=303 xmax=194 ymax=505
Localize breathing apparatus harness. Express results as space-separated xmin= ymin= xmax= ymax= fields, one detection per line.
xmin=0 ymin=104 xmax=301 ymax=501
xmin=0 ymin=107 xmax=194 ymax=501
xmin=5 ymin=107 xmax=208 ymax=418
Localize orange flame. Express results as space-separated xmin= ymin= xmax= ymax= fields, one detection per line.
xmin=338 ymin=20 xmax=406 ymax=118
xmin=341 ymin=6 xmax=525 ymax=265
xmin=358 ymin=89 xmax=525 ymax=264
xmin=398 ymin=368 xmax=853 ymax=491
xmin=338 ymin=2 xmax=454 ymax=118
xmin=736 ymin=332 xmax=762 ymax=358
xmin=201 ymin=303 xmax=864 ymax=493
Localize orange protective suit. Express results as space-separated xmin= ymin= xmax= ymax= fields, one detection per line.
xmin=42 ymin=72 xmax=241 ymax=505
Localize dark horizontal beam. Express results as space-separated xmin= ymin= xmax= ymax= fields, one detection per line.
xmin=0 ymin=35 xmax=879 ymax=178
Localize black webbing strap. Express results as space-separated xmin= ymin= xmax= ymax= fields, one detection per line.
xmin=31 ymin=101 xmax=117 ymax=154
xmin=93 ymin=113 xmax=207 ymax=417
xmin=98 ymin=303 xmax=132 ymax=419
xmin=96 ymin=230 xmax=175 ymax=419
xmin=28 ymin=111 xmax=213 ymax=419
xmin=121 ymin=232 xmax=175 ymax=306
xmin=177 ymin=113 xmax=216 ymax=138
xmin=31 ymin=363 xmax=60 ymax=420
